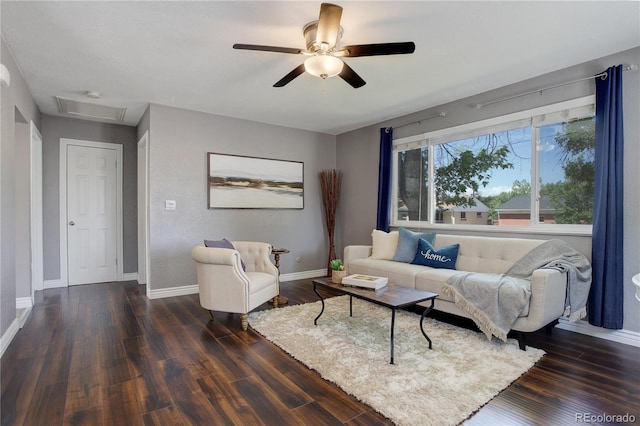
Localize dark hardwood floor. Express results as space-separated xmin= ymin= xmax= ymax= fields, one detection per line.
xmin=2 ymin=280 xmax=638 ymax=425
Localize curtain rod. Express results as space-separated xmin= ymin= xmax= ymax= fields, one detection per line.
xmin=475 ymin=64 xmax=638 ymax=109
xmin=388 ymin=112 xmax=447 ymax=132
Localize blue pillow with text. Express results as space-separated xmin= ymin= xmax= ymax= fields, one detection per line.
xmin=392 ymin=227 xmax=436 ymax=263
xmin=411 ymin=238 xmax=459 ymax=270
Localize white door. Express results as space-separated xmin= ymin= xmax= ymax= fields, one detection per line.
xmin=67 ymin=145 xmax=118 ymax=285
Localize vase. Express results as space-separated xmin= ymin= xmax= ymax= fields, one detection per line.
xmin=332 ymin=270 xmax=346 ymax=284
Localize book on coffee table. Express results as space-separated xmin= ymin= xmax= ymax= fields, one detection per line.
xmin=342 ymin=274 xmax=388 ymax=290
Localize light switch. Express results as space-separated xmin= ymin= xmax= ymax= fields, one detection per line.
xmin=165 ymin=200 xmax=176 ymax=210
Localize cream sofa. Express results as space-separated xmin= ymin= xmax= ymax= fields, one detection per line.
xmin=344 ymin=233 xmax=568 ymax=348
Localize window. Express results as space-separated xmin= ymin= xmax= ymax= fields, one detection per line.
xmin=392 ymin=97 xmax=595 ymax=232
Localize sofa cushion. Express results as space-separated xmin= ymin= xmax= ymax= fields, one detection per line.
xmin=348 ymin=258 xmax=426 ymax=288
xmin=392 ymin=227 xmax=436 ymax=263
xmin=204 ymin=238 xmax=246 ymax=271
xmin=412 ymin=239 xmax=459 ymax=270
xmin=371 ymin=229 xmax=399 ymax=260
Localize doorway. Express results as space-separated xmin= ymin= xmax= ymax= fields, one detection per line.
xmin=59 ymin=139 xmax=123 ymax=285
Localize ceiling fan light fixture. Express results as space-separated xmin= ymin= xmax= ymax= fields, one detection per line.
xmin=234 ymin=3 xmax=414 ymax=88
xmin=304 ymin=54 xmax=343 ymax=79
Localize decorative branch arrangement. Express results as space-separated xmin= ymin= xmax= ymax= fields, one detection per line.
xmin=320 ymin=169 xmax=342 ymax=276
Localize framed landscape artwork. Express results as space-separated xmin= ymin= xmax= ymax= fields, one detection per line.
xmin=208 ymin=153 xmax=304 ymax=209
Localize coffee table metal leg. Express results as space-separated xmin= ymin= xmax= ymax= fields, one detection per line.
xmin=420 ymin=299 xmax=435 ymax=349
xmin=390 ymin=308 xmax=396 ymax=364
xmin=313 ymin=282 xmax=325 ymax=325
xmin=349 ymin=296 xmax=353 ymax=317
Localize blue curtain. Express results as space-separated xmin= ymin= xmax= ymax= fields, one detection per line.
xmin=588 ymin=65 xmax=624 ymax=329
xmin=376 ymin=127 xmax=393 ymax=231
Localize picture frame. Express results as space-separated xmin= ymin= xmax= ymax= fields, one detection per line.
xmin=207 ymin=152 xmax=304 ymax=209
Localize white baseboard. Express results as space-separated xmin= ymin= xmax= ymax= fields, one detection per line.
xmin=17 ymin=307 xmax=32 ymax=328
xmin=280 ymin=269 xmax=327 ymax=282
xmin=44 ymin=279 xmax=65 ymax=289
xmin=146 ymin=269 xmax=326 ymax=299
xmin=0 ymin=318 xmax=20 ymax=358
xmin=16 ymin=297 xmax=33 ymax=309
xmin=1 ymin=307 xmax=33 ymax=358
xmin=122 ymin=272 xmax=138 ymax=281
xmin=44 ymin=273 xmax=138 ymax=288
xmin=148 ymin=284 xmax=199 ymax=300
xmin=556 ymin=318 xmax=640 ymax=348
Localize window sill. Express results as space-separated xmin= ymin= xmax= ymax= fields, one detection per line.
xmin=391 ymin=222 xmax=593 ymax=237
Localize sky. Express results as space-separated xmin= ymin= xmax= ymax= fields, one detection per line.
xmin=439 ymin=123 xmax=580 ymax=197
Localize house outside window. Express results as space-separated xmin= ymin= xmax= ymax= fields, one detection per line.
xmin=391 ymin=97 xmax=595 ymax=234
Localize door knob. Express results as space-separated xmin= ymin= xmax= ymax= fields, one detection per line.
xmin=69 ymin=221 xmax=75 ymax=226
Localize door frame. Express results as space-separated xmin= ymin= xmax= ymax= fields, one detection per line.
xmin=30 ymin=121 xmax=43 ymax=297
xmin=59 ymin=138 xmax=123 ymax=286
xmin=137 ymin=131 xmax=150 ymax=295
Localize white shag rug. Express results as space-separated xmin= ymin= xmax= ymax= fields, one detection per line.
xmin=249 ymin=295 xmax=544 ymax=426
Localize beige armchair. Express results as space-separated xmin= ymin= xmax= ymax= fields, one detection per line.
xmin=192 ymin=241 xmax=280 ymax=330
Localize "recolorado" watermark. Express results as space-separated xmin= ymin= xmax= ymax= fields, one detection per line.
xmin=575 ymin=412 xmax=636 ymax=423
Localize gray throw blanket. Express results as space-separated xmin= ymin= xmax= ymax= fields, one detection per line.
xmin=505 ymin=239 xmax=592 ymax=322
xmin=443 ymin=273 xmax=531 ymax=342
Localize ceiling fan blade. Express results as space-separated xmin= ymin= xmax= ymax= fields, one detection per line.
xmin=316 ymin=3 xmax=343 ymax=47
xmin=339 ymin=42 xmax=416 ymax=57
xmin=233 ymin=44 xmax=302 ymax=55
xmin=273 ymin=64 xmax=306 ymax=87
xmin=339 ymin=62 xmax=366 ymax=88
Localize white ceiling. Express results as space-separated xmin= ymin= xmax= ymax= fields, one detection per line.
xmin=2 ymin=1 xmax=639 ymax=135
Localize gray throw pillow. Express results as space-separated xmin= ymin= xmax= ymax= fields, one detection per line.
xmin=204 ymin=238 xmax=246 ymax=271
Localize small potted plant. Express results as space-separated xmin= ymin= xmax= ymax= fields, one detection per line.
xmin=330 ymin=259 xmax=346 ymax=284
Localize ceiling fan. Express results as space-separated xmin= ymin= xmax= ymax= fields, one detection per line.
xmin=233 ymin=3 xmax=415 ymax=88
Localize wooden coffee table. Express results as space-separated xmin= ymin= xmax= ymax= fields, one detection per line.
xmin=312 ymin=277 xmax=438 ymax=364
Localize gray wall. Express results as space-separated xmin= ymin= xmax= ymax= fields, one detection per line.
xmin=147 ymin=104 xmax=336 ymax=291
xmin=337 ymin=47 xmax=640 ymax=332
xmin=1 ymin=38 xmax=41 ymax=336
xmin=41 ymin=115 xmax=139 ymax=280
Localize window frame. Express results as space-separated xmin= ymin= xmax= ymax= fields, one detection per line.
xmin=391 ymin=96 xmax=595 ymax=236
